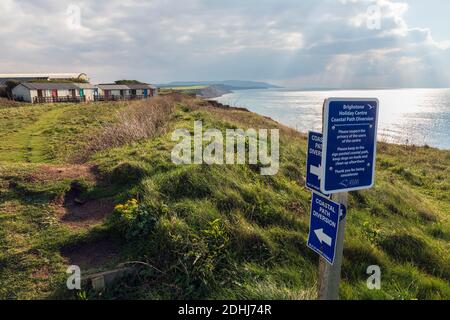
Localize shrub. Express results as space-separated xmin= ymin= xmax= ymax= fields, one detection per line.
xmin=79 ymin=96 xmax=175 ymax=161
xmin=151 ymin=217 xmax=231 ymax=297
xmin=361 ymin=221 xmax=383 ymax=244
xmin=110 ymin=198 xmax=158 ymax=239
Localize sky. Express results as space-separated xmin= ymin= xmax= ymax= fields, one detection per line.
xmin=1 ymin=0 xmax=449 ymax=88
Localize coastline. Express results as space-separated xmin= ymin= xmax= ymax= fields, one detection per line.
xmin=211 ymin=87 xmax=450 ymax=150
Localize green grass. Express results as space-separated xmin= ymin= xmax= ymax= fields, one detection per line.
xmin=159 ymin=85 xmax=208 ymax=96
xmin=0 ymin=97 xmax=448 ymax=300
xmin=163 ymin=85 xmax=208 ymax=90
xmin=0 ymin=102 xmax=126 ymax=163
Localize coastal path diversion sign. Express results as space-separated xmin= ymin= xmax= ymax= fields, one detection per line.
xmin=305 ymin=131 xmax=329 ymax=197
xmin=305 ymin=97 xmax=379 ymax=300
xmin=321 ymin=98 xmax=379 ymax=193
xmin=307 ymin=192 xmax=340 ymax=264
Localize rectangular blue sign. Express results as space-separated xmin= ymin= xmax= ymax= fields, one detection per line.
xmin=307 ymin=192 xmax=341 ymax=264
xmin=321 ymin=98 xmax=379 ymax=193
xmin=305 ymin=131 xmax=329 ymax=197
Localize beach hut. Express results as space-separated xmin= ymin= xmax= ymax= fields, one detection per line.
xmin=125 ymin=84 xmax=158 ymax=98
xmin=12 ymin=82 xmax=85 ymax=103
xmin=73 ymin=83 xmax=98 ymax=102
xmin=96 ymin=84 xmax=130 ymax=100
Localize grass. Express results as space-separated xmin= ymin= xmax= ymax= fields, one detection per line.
xmin=159 ymin=85 xmax=209 ymax=96
xmin=163 ymin=85 xmax=208 ymax=90
xmin=0 ymin=96 xmax=448 ymax=300
xmin=0 ymin=102 xmax=127 ymax=163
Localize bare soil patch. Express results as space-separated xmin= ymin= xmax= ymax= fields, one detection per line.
xmin=26 ymin=164 xmax=98 ymax=182
xmin=54 ymin=183 xmax=115 ymax=229
xmin=60 ymin=238 xmax=120 ymax=270
xmin=58 ymin=197 xmax=115 ymax=229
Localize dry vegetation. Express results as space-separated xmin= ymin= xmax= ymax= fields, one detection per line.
xmin=0 ymin=97 xmax=25 ymax=109
xmin=75 ymin=96 xmax=179 ymax=162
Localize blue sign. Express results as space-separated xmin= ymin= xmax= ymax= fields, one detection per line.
xmin=307 ymin=192 xmax=341 ymax=264
xmin=306 ymin=131 xmax=329 ymax=197
xmin=321 ymin=98 xmax=379 ymax=193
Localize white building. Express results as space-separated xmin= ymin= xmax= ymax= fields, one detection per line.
xmin=73 ymin=83 xmax=98 ymax=102
xmin=96 ymin=83 xmax=157 ymax=100
xmin=125 ymin=84 xmax=158 ymax=97
xmin=11 ymin=80 xmax=158 ymax=103
xmin=96 ymin=84 xmax=130 ymax=100
xmin=0 ymin=73 xmax=89 ymax=85
xmin=12 ymin=83 xmax=88 ymax=103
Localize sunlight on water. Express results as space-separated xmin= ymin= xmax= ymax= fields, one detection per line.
xmin=215 ymin=88 xmax=450 ymax=150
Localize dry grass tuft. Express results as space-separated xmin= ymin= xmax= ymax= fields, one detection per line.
xmin=0 ymin=97 xmax=25 ymax=109
xmin=76 ymin=96 xmax=177 ymax=162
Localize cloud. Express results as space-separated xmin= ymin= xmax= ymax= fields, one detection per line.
xmin=0 ymin=0 xmax=448 ymax=87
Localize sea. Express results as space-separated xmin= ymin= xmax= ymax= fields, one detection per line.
xmin=214 ymin=88 xmax=450 ymax=150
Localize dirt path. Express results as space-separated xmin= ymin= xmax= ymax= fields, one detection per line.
xmin=25 ymin=163 xmax=114 ymax=229
xmin=0 ymin=107 xmax=66 ymax=163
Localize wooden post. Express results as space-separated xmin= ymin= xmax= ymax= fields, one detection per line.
xmin=317 ymin=192 xmax=348 ymax=300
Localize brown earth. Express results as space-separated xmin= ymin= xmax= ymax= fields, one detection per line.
xmin=55 ymin=197 xmax=115 ymax=229
xmin=25 ymin=164 xmax=98 ymax=182
xmin=60 ymin=238 xmax=120 ymax=270
xmin=53 ymin=179 xmax=115 ymax=229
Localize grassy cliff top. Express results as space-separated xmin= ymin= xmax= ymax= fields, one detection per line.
xmin=0 ymin=96 xmax=448 ymax=300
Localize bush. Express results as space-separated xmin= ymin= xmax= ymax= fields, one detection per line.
xmin=361 ymin=221 xmax=383 ymax=244
xmin=110 ymin=198 xmax=159 ymax=239
xmin=150 ymin=216 xmax=231 ymax=298
xmin=79 ymin=96 xmax=175 ymax=161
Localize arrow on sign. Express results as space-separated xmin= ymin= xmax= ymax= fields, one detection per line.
xmin=314 ymin=228 xmax=332 ymax=246
xmin=310 ymin=164 xmax=321 ymax=179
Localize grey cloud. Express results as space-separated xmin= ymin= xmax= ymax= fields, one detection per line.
xmin=0 ymin=0 xmax=448 ymax=87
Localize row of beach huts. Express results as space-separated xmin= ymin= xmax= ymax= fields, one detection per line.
xmin=0 ymin=73 xmax=158 ymax=104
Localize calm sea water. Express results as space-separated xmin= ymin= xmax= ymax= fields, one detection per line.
xmin=214 ymin=88 xmax=450 ymax=150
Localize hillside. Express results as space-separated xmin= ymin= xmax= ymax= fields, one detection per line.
xmin=159 ymin=80 xmax=280 ymax=90
xmin=0 ymin=96 xmax=449 ymax=300
xmin=158 ymin=79 xmax=281 ymax=99
xmin=159 ymin=84 xmax=232 ymax=99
